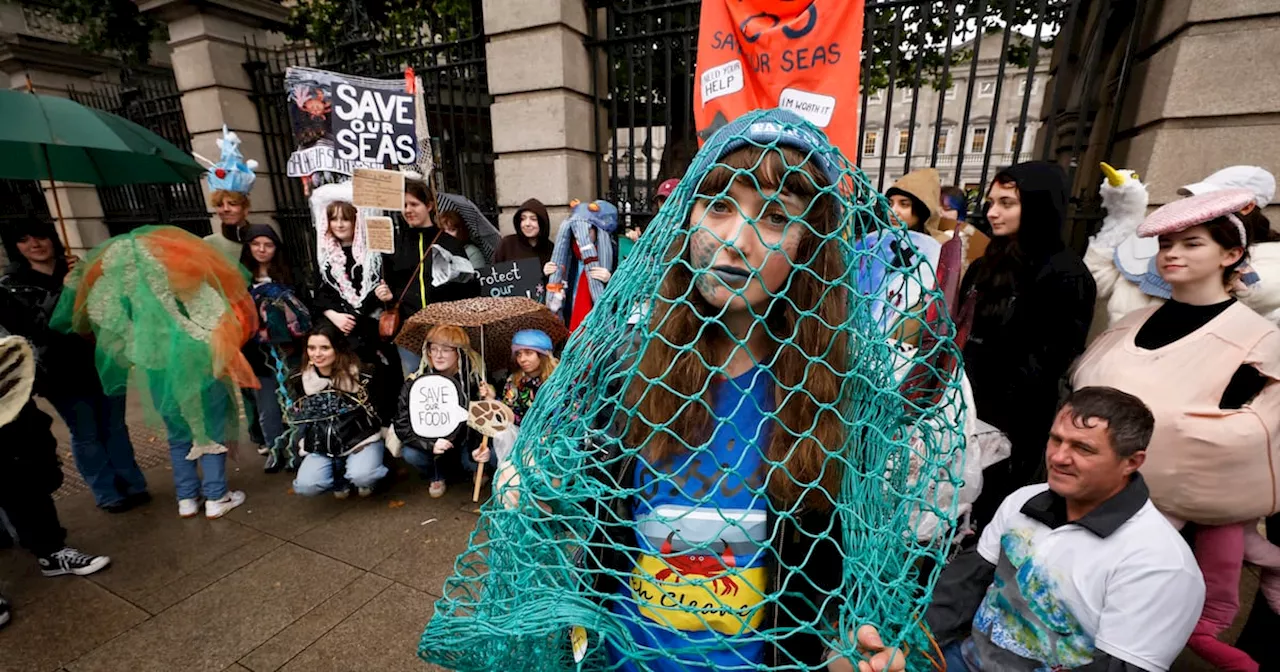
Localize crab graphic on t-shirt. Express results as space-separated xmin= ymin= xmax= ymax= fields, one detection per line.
xmin=654 ymin=532 xmax=740 ymax=596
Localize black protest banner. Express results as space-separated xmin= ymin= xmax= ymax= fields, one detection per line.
xmin=284 ymin=66 xmax=419 ymax=179
xmin=332 ymin=82 xmax=418 ymax=166
xmin=476 ymin=258 xmax=544 ymax=301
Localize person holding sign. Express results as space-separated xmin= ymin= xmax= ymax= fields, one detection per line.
xmin=495 ymin=198 xmax=555 ymax=268
xmin=309 ymin=182 xmax=400 ymax=418
xmin=392 ymin=325 xmax=488 ymax=498
xmin=387 ymin=178 xmax=481 ymax=376
xmin=288 ymin=324 xmax=389 ymax=499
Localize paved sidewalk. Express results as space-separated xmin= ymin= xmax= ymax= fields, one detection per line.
xmin=0 ymin=400 xmax=1257 ymax=671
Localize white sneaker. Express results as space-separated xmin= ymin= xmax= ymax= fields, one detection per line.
xmin=357 ymin=486 xmax=374 ymax=498
xmin=178 ymin=498 xmax=200 ymax=518
xmin=333 ymin=488 xmax=351 ymax=500
xmin=204 ymin=491 xmax=246 ymax=519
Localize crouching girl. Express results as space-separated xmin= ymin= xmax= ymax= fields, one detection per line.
xmin=290 ymin=324 xmax=388 ymax=498
xmin=394 ymin=325 xmax=490 ymax=498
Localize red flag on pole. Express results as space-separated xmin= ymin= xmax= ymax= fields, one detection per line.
xmin=693 ymin=0 xmax=866 ymax=161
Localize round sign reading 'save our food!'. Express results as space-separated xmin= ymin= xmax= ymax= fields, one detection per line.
xmin=408 ymin=375 xmax=469 ymax=439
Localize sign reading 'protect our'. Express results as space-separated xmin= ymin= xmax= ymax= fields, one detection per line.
xmin=694 ymin=0 xmax=866 ymax=160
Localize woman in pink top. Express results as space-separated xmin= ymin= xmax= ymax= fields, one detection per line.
xmin=1072 ymin=189 xmax=1280 ymax=671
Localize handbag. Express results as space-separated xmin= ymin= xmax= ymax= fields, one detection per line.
xmin=379 ymin=229 xmax=442 ymax=341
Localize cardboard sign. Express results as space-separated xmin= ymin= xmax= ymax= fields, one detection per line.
xmin=332 ymin=82 xmax=418 ymax=166
xmin=365 ymin=216 xmax=396 ymax=254
xmin=284 ymin=67 xmax=420 ymax=178
xmin=352 ymin=168 xmax=406 ymax=211
xmin=408 ymin=375 xmax=469 ymax=439
xmin=476 ymin=258 xmax=544 ymax=301
xmin=693 ymin=0 xmax=866 ymax=160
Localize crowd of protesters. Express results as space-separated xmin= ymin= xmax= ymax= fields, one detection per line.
xmin=0 ymin=122 xmax=1276 ymax=672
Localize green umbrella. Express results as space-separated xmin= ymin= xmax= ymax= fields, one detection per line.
xmin=0 ymin=86 xmax=205 ymax=245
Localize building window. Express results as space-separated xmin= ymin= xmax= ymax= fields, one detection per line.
xmin=970 ymin=127 xmax=988 ymax=153
xmin=863 ymin=130 xmax=879 ymax=156
xmin=897 ymin=130 xmax=911 ymax=155
xmin=945 ymin=83 xmax=959 ymax=101
xmin=935 ymin=128 xmax=951 ymax=154
xmin=1008 ymin=127 xmax=1023 ymax=152
xmin=900 ymin=87 xmax=915 ymax=103
xmin=978 ymin=80 xmax=996 ymax=97
xmin=866 ymin=90 xmax=884 ymax=104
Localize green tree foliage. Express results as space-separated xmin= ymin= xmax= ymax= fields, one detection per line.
xmin=284 ymin=0 xmax=475 ymax=56
xmin=45 ymin=0 xmax=165 ymax=66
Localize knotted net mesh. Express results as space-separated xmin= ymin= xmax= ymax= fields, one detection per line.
xmin=419 ymin=110 xmax=966 ymax=671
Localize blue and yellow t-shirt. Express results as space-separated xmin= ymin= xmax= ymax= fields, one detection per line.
xmin=608 ymin=367 xmax=774 ymax=671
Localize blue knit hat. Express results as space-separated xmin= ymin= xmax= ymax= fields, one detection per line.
xmin=511 ymin=329 xmax=553 ymax=357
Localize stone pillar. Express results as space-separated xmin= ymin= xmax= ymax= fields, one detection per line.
xmin=1113 ymin=1 xmax=1280 ymax=221
xmin=0 ymin=2 xmax=119 ymax=254
xmin=137 ymin=0 xmax=288 ymax=232
xmin=483 ymin=0 xmax=602 ymax=234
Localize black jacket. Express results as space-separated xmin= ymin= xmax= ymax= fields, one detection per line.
xmin=495 ymin=198 xmax=555 ymax=266
xmin=960 ymin=162 xmax=1096 ymax=474
xmin=286 ymin=367 xmax=381 ymax=458
xmin=312 ymin=246 xmax=385 ymax=358
xmin=393 ymin=369 xmax=480 ymax=455
xmin=0 ymin=263 xmax=99 ymax=400
xmin=384 ymin=225 xmax=480 ymax=320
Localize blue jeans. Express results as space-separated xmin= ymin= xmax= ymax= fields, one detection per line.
xmin=402 ymin=444 xmax=446 ymax=482
xmin=943 ymin=642 xmax=970 ymax=672
xmin=161 ymin=383 xmax=231 ymax=502
xmin=293 ymin=441 xmax=388 ymax=495
xmin=253 ymin=375 xmax=286 ymax=450
xmin=48 ymin=392 xmax=147 ymax=507
xmin=398 ymin=345 xmax=423 ymax=378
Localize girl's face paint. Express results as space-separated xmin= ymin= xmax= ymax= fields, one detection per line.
xmin=688 ymin=178 xmax=804 ymax=312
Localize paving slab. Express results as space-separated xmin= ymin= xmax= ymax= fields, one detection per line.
xmin=239 ymin=572 xmax=392 ymax=672
xmin=290 ymin=479 xmax=470 ymax=571
xmin=370 ymin=510 xmax=479 ymax=598
xmin=67 ymin=544 xmax=362 ymax=672
xmin=0 ymin=578 xmax=147 ymax=672
xmin=277 ymin=582 xmax=445 ymax=672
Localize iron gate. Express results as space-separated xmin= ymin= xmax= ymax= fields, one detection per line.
xmin=244 ymin=0 xmax=497 ymax=286
xmin=69 ymin=72 xmax=211 ymax=237
xmin=588 ymin=0 xmax=1146 ymax=247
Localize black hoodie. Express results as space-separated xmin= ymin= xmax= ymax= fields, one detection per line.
xmin=959 ymin=162 xmax=1096 ymax=519
xmin=494 ymin=198 xmax=555 ymax=266
xmin=0 ymin=221 xmax=98 ymax=401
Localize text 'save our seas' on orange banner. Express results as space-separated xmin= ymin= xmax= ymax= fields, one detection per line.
xmin=694 ymin=0 xmax=866 ymax=161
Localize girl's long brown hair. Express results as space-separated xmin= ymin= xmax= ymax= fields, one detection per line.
xmin=623 ymin=145 xmax=849 ymax=511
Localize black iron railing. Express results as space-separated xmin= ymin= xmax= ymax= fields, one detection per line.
xmin=244 ymin=0 xmax=497 ymax=287
xmin=588 ymin=0 xmax=1142 ymax=245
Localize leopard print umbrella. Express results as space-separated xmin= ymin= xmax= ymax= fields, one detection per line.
xmin=394 ymin=296 xmax=568 ymax=373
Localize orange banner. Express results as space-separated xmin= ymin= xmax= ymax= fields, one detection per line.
xmin=694 ymin=0 xmax=865 ymax=161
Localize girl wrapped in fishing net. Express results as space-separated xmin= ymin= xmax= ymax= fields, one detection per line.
xmin=420 ymin=110 xmax=965 ymax=672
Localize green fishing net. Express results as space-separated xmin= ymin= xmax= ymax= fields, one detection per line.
xmin=419 ymin=110 xmax=966 ymax=671
xmin=51 ymin=225 xmax=259 ymax=453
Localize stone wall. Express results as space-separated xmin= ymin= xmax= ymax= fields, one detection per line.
xmin=483 ymin=0 xmax=604 ymax=235
xmin=1113 ymin=0 xmax=1280 ymax=221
